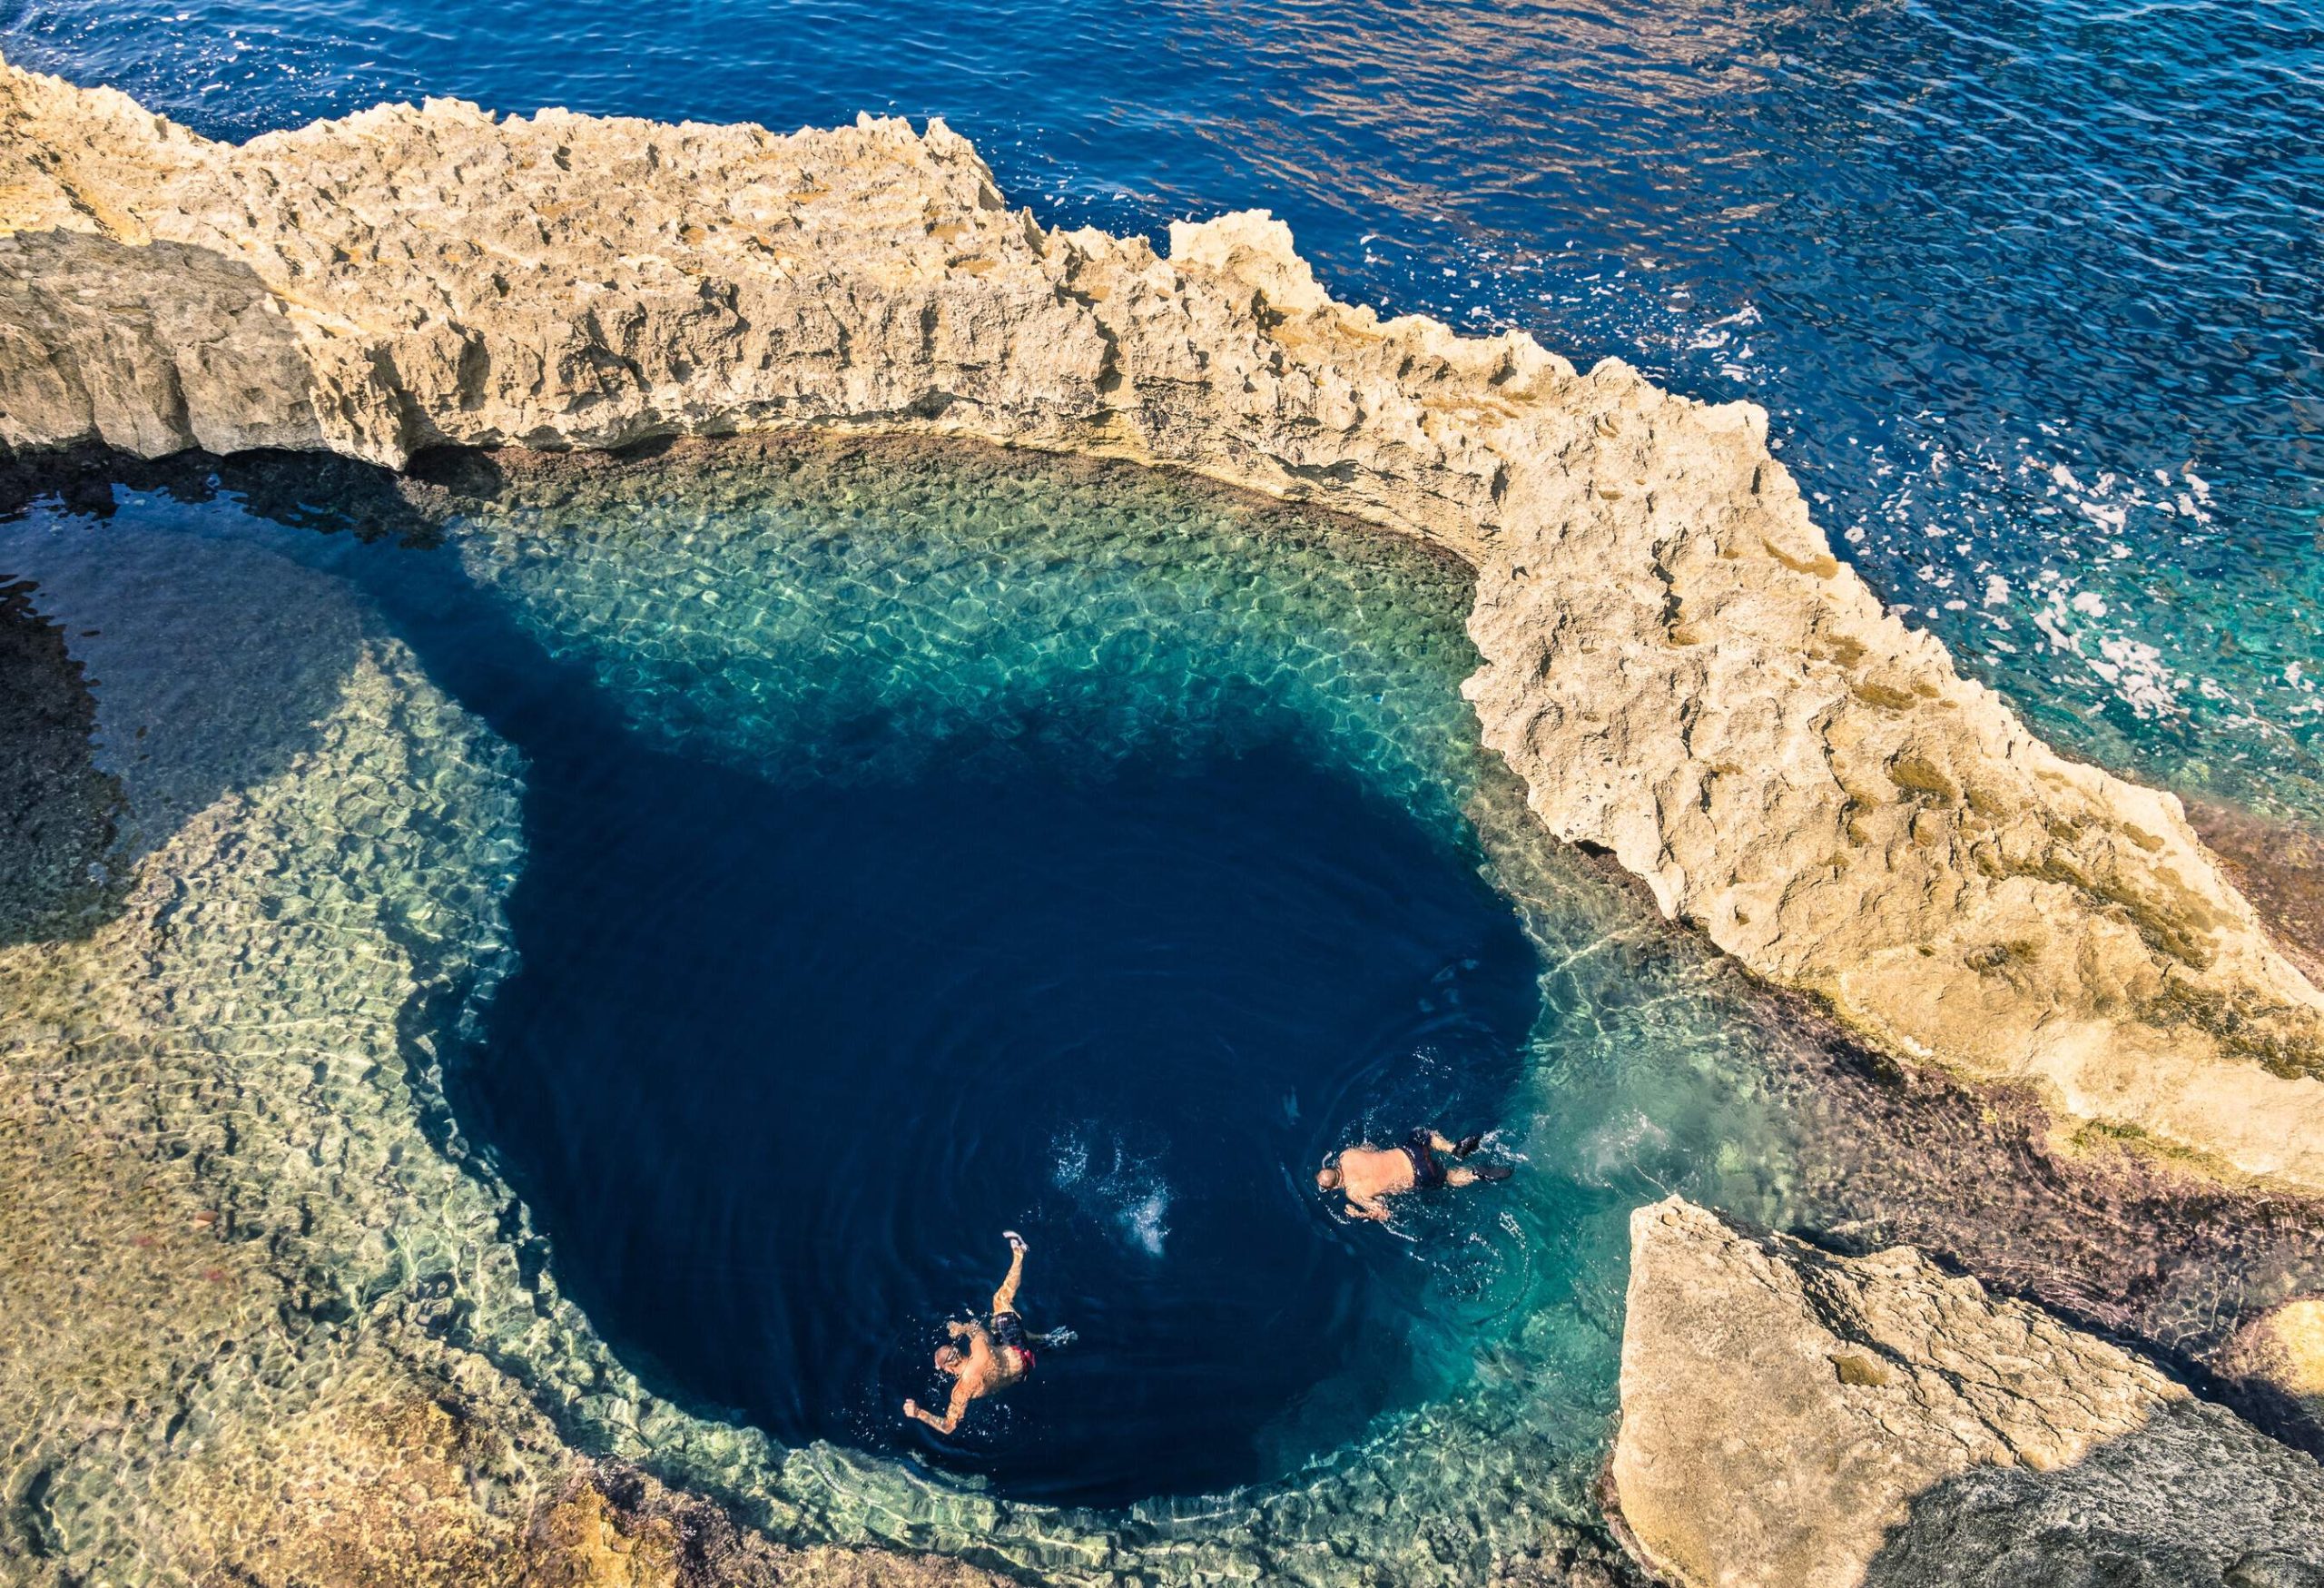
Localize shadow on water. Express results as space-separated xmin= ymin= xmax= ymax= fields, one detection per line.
xmin=0 ymin=577 xmax=116 ymax=944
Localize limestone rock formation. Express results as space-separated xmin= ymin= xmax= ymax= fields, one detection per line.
xmin=1611 ymin=1198 xmax=2324 ymax=1587
xmin=0 ymin=229 xmax=321 ymax=457
xmin=3 ymin=54 xmax=2323 ymax=1188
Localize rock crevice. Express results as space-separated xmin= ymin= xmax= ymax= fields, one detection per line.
xmin=4 ymin=54 xmax=2323 ymax=1187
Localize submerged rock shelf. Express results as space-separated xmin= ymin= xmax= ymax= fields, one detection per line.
xmin=4 ymin=51 xmax=2324 ymax=1588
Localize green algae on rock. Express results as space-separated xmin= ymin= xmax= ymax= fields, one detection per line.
xmin=2 ymin=54 xmax=2320 ymax=1190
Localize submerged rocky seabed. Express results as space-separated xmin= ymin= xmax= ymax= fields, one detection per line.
xmin=2 ymin=436 xmax=2322 ymax=1586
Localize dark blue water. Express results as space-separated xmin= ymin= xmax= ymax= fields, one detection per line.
xmin=5 ymin=0 xmax=2320 ymax=815
xmin=467 ymin=720 xmax=1538 ymax=1508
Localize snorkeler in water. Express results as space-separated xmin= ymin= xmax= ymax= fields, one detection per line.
xmin=904 ymin=1230 xmax=1067 ymax=1435
xmin=1316 ymin=1128 xmax=1512 ymax=1223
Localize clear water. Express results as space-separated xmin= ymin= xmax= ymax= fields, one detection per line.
xmin=4 ymin=0 xmax=2319 ymax=823
xmin=419 ymin=549 xmax=1544 ymax=1504
xmin=4 ymin=0 xmax=2324 ymax=1569
xmin=416 ymin=443 xmax=1630 ymax=1510
xmin=9 ymin=440 xmax=2324 ymax=1577
xmin=0 ymin=443 xmax=1680 ymax=1534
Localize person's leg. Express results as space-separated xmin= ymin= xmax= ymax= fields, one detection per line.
xmin=1425 ymin=1129 xmax=1460 ymax=1154
xmin=1448 ymin=1164 xmax=1512 ymax=1187
xmin=990 ymin=1230 xmax=1028 ymax=1316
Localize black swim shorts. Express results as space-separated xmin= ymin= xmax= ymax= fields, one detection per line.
xmin=1402 ymin=1128 xmax=1447 ymax=1189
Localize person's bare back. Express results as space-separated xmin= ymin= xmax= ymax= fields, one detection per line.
xmin=1317 ymin=1128 xmax=1510 ymax=1222
xmin=903 ymin=1231 xmax=1041 ymax=1435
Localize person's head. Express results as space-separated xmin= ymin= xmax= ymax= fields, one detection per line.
xmin=934 ymin=1345 xmax=966 ymax=1376
xmin=1315 ymin=1165 xmax=1342 ymax=1192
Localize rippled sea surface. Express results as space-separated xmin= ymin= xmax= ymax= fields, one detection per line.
xmin=5 ymin=0 xmax=2319 ymax=819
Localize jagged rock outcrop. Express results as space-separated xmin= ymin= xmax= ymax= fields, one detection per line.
xmin=3 ymin=54 xmax=2323 ymax=1188
xmin=1612 ymin=1198 xmax=2324 ymax=1588
xmin=0 ymin=229 xmax=321 ymax=457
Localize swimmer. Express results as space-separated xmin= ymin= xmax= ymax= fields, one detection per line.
xmin=903 ymin=1230 xmax=1058 ymax=1435
xmin=1316 ymin=1128 xmax=1512 ymax=1223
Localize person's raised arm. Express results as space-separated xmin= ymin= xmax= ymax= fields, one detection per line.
xmin=902 ymin=1379 xmax=972 ymax=1435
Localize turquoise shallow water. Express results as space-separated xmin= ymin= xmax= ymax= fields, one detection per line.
xmin=6 ymin=439 xmax=2323 ymax=1578
xmin=4 ymin=0 xmax=2319 ymax=823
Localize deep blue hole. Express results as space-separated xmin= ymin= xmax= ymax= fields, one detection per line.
xmin=363 ymin=612 xmax=1534 ymax=1508
xmin=330 ymin=499 xmax=1545 ymax=1508
xmin=463 ymin=725 xmax=1541 ymax=1506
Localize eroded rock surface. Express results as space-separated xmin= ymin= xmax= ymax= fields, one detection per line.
xmin=1613 ymin=1198 xmax=2324 ymax=1588
xmin=2 ymin=54 xmax=2318 ymax=1187
xmin=2221 ymin=1297 xmax=2324 ymax=1455
xmin=0 ymin=228 xmax=320 ymax=458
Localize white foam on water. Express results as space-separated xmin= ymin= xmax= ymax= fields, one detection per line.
xmin=1051 ymin=1127 xmax=1174 ymax=1258
xmin=1578 ymin=1110 xmax=1674 ymax=1188
xmin=1122 ymin=1190 xmax=1170 ymax=1258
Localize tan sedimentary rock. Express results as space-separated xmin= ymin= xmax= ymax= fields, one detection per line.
xmin=3 ymin=54 xmax=2323 ymax=1188
xmin=2239 ymin=1299 xmax=2324 ymax=1404
xmin=1611 ymin=1198 xmax=2324 ymax=1588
